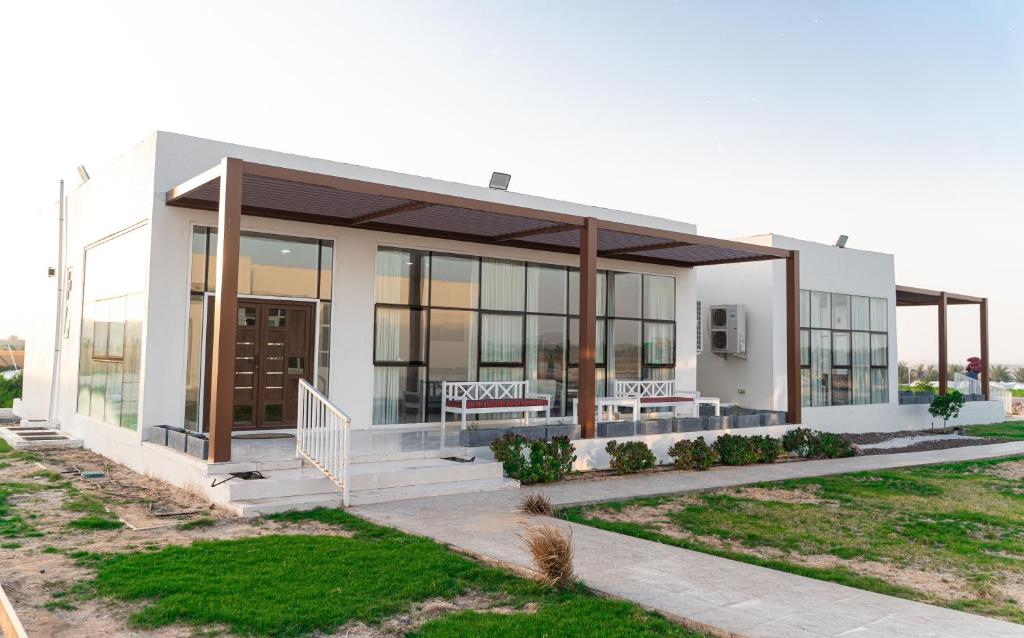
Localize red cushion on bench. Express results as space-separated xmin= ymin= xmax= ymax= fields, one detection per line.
xmin=446 ymin=398 xmax=548 ymax=409
xmin=638 ymin=396 xmax=693 ymax=404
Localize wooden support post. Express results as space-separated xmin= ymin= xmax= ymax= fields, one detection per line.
xmin=785 ymin=251 xmax=802 ymax=424
xmin=938 ymin=292 xmax=948 ymax=396
xmin=578 ymin=217 xmax=598 ymax=439
xmin=208 ymin=158 xmax=243 ymax=463
xmin=980 ymin=298 xmax=990 ymax=400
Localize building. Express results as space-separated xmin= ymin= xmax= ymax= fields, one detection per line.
xmin=11 ymin=132 xmax=1004 ymax=512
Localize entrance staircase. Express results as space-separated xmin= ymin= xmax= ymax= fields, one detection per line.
xmin=212 ymin=448 xmax=517 ymax=517
xmin=210 ymin=381 xmax=517 ymax=517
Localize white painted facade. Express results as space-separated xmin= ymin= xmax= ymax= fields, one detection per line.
xmin=18 ymin=131 xmax=697 ymax=460
xmin=14 ymin=132 xmax=1004 ymax=494
xmin=696 ymin=234 xmax=1004 ymax=432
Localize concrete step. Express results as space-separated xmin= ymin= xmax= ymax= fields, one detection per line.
xmin=218 ymin=468 xmax=338 ymax=501
xmin=231 ymin=492 xmax=344 ymax=518
xmin=349 ymin=446 xmax=472 ymax=464
xmin=346 ymin=457 xmax=503 ymax=491
xmin=349 ymin=476 xmax=519 ymax=506
xmin=205 ymin=457 xmax=304 ymax=475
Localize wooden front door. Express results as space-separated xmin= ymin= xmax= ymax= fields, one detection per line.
xmin=203 ymin=299 xmax=315 ymax=430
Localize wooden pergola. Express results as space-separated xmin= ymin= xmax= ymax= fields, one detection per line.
xmin=895 ymin=285 xmax=989 ymax=398
xmin=167 ymin=158 xmax=802 ymax=462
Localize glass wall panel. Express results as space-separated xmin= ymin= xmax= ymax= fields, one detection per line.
xmin=526 ymin=315 xmax=566 ymax=416
xmin=852 ymin=332 xmax=871 ymax=404
xmin=833 ymin=332 xmax=851 ymax=366
xmin=609 ymin=272 xmax=641 ymax=318
xmin=430 ymin=254 xmax=478 ymax=308
xmin=799 ymin=290 xmax=810 ymax=327
xmin=810 ymin=329 xmax=831 ymax=406
xmin=643 ymin=322 xmax=674 ymax=365
xmin=810 ymin=291 xmax=831 ymax=329
xmin=871 ymin=368 xmax=889 ymax=403
xmin=481 ymin=314 xmax=523 ymax=363
xmin=832 ymin=294 xmax=850 ymax=330
xmin=319 ymin=243 xmax=334 ymax=300
xmin=801 ymin=369 xmax=811 ymax=407
xmin=609 ymin=319 xmax=641 ymax=384
xmin=376 ymin=247 xmax=429 ymax=306
xmin=527 ymin=264 xmax=567 ymax=314
xmin=832 ymin=369 xmax=850 ymax=406
xmin=870 ymin=297 xmax=888 ymax=332
xmin=851 ymin=296 xmax=870 ymax=330
xmin=568 ymin=270 xmax=606 ymax=316
xmin=871 ymin=333 xmax=888 ymax=366
xmin=643 ymin=367 xmax=674 ymax=381
xmin=184 ymin=295 xmax=204 ymax=430
xmin=190 ymin=227 xmax=207 ymax=292
xmin=230 ymin=232 xmax=320 ymax=298
xmin=643 ymin=275 xmax=675 ymax=320
xmin=374 ymin=308 xmax=426 ymax=363
xmin=481 ymin=259 xmax=524 ymax=311
xmin=77 ymin=225 xmax=147 ymax=429
xmin=426 ymin=310 xmax=478 ymax=421
xmin=317 ymin=302 xmax=331 ymax=394
xmin=568 ymin=318 xmax=605 ymax=365
xmin=373 ymin=366 xmax=424 ymax=424
xmin=800 ymin=329 xmax=810 ymax=366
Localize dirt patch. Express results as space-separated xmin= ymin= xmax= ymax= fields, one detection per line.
xmin=586 ymin=495 xmax=700 ymax=528
xmin=731 ymin=485 xmax=828 ymax=505
xmin=329 ymin=593 xmax=537 ymax=637
xmin=842 ymin=430 xmax=948 ymax=445
xmin=985 ymin=460 xmax=1024 ymax=480
xmin=0 ymin=447 xmax=356 ymax=637
xmin=855 ymin=437 xmax=1008 ymax=456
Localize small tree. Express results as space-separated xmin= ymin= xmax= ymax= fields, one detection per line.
xmin=928 ymin=389 xmax=966 ymax=430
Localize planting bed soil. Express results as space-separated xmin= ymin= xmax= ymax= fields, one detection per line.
xmin=841 ymin=430 xmax=1012 ymax=456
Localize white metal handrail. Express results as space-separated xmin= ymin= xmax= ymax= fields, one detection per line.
xmin=296 ymin=379 xmax=351 ymax=507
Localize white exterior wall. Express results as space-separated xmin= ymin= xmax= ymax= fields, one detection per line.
xmin=697 ymin=234 xmax=911 ymax=432
xmin=15 ymin=202 xmax=59 ymax=421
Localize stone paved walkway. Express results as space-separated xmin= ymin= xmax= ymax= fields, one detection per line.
xmin=354 ymin=441 xmax=1024 ymax=637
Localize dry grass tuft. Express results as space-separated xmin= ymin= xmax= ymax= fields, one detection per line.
xmin=519 ymin=492 xmax=556 ymax=517
xmin=520 ymin=524 xmax=575 ymax=588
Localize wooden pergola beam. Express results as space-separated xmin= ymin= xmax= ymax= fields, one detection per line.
xmin=938 ymin=292 xmax=949 ymax=396
xmin=786 ymin=251 xmax=802 ymax=425
xmin=493 ymin=223 xmax=578 ymax=242
xmin=578 ymin=217 xmax=598 ymax=439
xmin=350 ymin=201 xmax=431 ymax=225
xmin=598 ymin=240 xmax=688 ymax=257
xmin=208 ymin=158 xmax=243 ymax=463
xmin=980 ymin=298 xmax=990 ymax=400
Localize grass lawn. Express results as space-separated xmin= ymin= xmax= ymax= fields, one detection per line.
xmin=563 ymin=455 xmax=1024 ymax=624
xmin=966 ymin=421 xmax=1024 ymax=440
xmin=78 ymin=508 xmax=704 ymax=638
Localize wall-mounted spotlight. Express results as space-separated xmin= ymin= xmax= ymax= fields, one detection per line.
xmin=835 ymin=235 xmax=849 ymax=248
xmin=489 ymin=172 xmax=511 ymax=191
xmin=77 ymin=165 xmax=90 ymax=184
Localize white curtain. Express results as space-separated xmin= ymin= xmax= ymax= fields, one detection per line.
xmin=481 ymin=314 xmax=521 ymax=363
xmin=481 ymin=259 xmax=524 ymax=311
xmin=372 ymin=308 xmax=404 ymax=425
xmin=643 ymin=275 xmax=675 ymax=320
xmin=375 ymin=249 xmax=410 ymax=304
xmin=852 ymin=332 xmax=871 ymax=404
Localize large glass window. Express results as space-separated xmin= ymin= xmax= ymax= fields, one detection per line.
xmin=800 ymin=289 xmax=889 ymax=407
xmin=78 ymin=225 xmax=147 ymax=429
xmin=371 ymin=247 xmax=676 ymax=424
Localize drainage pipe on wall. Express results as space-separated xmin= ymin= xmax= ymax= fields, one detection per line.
xmin=46 ymin=180 xmax=65 ymax=427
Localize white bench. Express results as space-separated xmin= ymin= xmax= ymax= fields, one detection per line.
xmin=615 ymin=380 xmax=700 ymax=418
xmin=441 ymin=381 xmax=551 ymax=429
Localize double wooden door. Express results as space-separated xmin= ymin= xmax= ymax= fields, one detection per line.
xmin=203 ymin=299 xmax=315 ymax=430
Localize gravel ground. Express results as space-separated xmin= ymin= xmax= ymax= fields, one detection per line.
xmin=841 ymin=430 xmax=1012 ymax=455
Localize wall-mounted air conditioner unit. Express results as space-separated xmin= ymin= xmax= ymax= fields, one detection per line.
xmin=709 ymin=304 xmax=746 ymax=358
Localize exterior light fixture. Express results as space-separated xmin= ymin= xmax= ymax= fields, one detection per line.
xmin=835 ymin=235 xmax=848 ymax=248
xmin=489 ymin=172 xmax=511 ymax=190
xmin=280 ymin=249 xmax=291 ymax=254
xmin=77 ymin=165 xmax=90 ymax=184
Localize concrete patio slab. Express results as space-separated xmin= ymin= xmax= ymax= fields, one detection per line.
xmin=353 ymin=441 xmax=1024 ymax=638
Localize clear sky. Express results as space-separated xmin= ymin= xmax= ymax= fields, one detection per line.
xmin=2 ymin=0 xmax=1021 ymax=364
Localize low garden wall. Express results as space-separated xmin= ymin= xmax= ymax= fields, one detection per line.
xmin=804 ymin=399 xmax=1005 ymax=434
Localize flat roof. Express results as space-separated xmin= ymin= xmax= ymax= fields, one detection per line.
xmin=165 ymin=159 xmax=791 ymax=268
xmin=895 ymin=285 xmax=985 ymax=306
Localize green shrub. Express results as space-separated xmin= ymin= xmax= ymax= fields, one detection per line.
xmin=751 ymin=435 xmax=783 ymax=463
xmin=808 ymin=432 xmax=855 ymax=459
xmin=490 ymin=434 xmax=576 ymax=484
xmin=0 ymin=372 xmax=22 ymax=409
xmin=928 ymin=389 xmax=966 ymax=429
xmin=713 ymin=433 xmax=759 ymax=466
xmin=781 ymin=427 xmax=814 ymax=456
xmin=605 ymin=440 xmax=656 ymax=474
xmin=667 ymin=437 xmax=717 ymax=471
